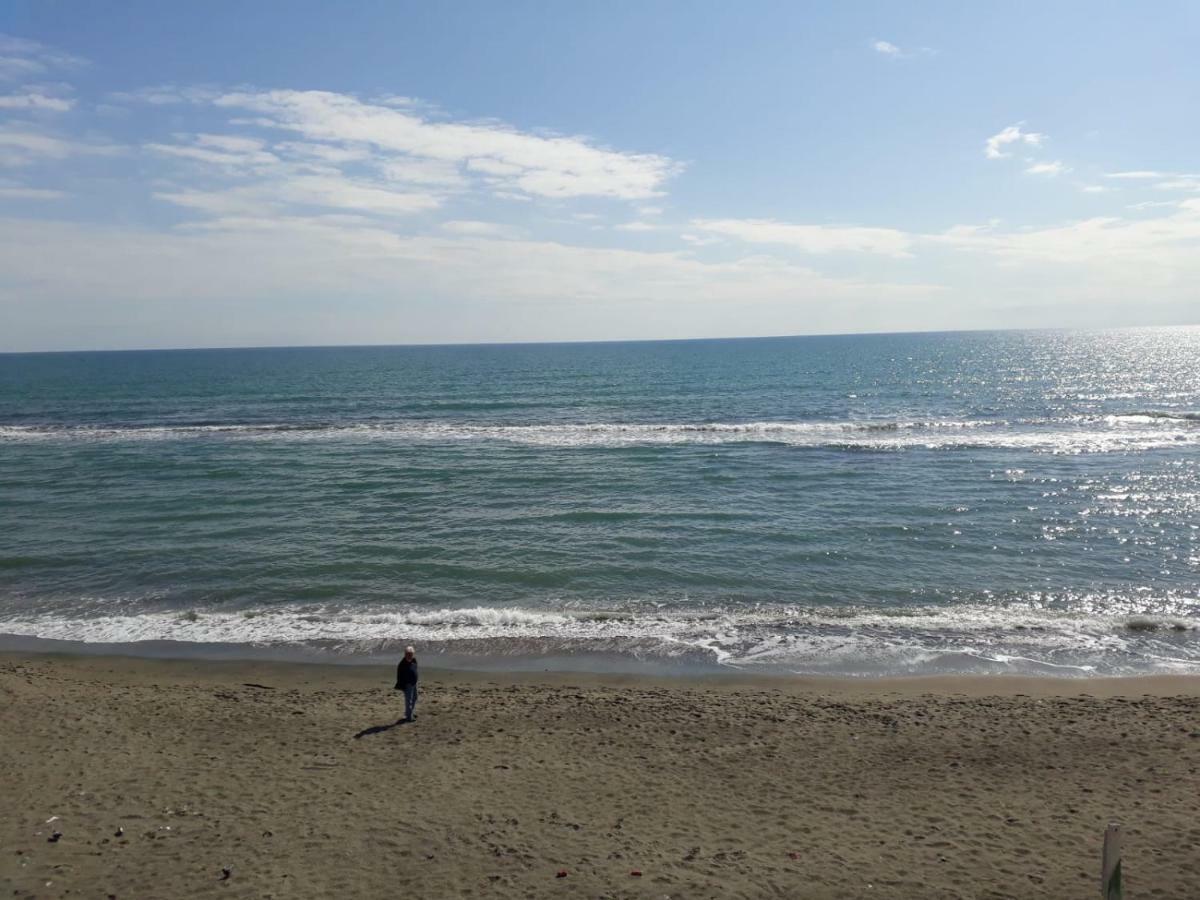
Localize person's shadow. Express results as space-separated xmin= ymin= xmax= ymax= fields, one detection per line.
xmin=353 ymin=718 xmax=408 ymax=739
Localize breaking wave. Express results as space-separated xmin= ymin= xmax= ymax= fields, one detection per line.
xmin=2 ymin=412 xmax=1198 ymax=453
xmin=3 ymin=601 xmax=1198 ymax=677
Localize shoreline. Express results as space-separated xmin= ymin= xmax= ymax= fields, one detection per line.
xmin=7 ymin=647 xmax=1200 ymax=697
xmin=4 ymin=651 xmax=1200 ymax=898
xmin=5 ymin=625 xmax=1200 ymax=681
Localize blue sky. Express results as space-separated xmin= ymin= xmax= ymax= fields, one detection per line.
xmin=1 ymin=1 xmax=1198 ymax=351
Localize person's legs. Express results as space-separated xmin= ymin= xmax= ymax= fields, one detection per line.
xmin=404 ymin=684 xmax=417 ymax=720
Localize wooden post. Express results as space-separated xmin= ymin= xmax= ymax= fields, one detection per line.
xmin=1101 ymin=823 xmax=1123 ymax=900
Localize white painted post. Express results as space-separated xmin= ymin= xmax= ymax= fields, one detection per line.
xmin=1101 ymin=823 xmax=1123 ymax=900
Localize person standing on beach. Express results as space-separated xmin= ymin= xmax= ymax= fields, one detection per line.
xmin=395 ymin=646 xmax=419 ymax=722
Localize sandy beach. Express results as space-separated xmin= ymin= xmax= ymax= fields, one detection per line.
xmin=2 ymin=653 xmax=1199 ymax=899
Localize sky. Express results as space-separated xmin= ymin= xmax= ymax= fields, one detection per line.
xmin=1 ymin=1 xmax=1198 ymax=352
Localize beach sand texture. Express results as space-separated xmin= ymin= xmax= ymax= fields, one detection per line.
xmin=2 ymin=654 xmax=1200 ymax=899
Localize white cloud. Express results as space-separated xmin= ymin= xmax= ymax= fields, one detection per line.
xmin=194 ymin=133 xmax=267 ymax=154
xmin=380 ymin=157 xmax=467 ymax=187
xmin=145 ymin=130 xmax=456 ymax=219
xmin=870 ymin=40 xmax=934 ymax=59
xmin=0 ymin=57 xmax=43 ymax=81
xmin=275 ymin=175 xmax=440 ymax=215
xmin=0 ymin=125 xmax=118 ymax=167
xmin=146 ymin=135 xmax=279 ymax=170
xmin=212 ymin=90 xmax=681 ymax=200
xmin=491 ymin=190 xmax=532 ymax=202
xmin=985 ymin=124 xmax=1045 ymax=160
xmin=0 ymin=91 xmax=74 ymax=112
xmin=276 ymin=141 xmax=372 ymax=165
xmin=0 ymin=128 xmax=71 ymax=165
xmin=106 ymin=84 xmax=220 ymax=106
xmin=373 ymin=94 xmax=421 ymax=108
xmin=914 ymin=202 xmax=1200 ymax=322
xmin=0 ymin=184 xmax=65 ymax=200
xmin=1079 ymin=185 xmax=1110 ymax=193
xmin=1025 ymin=160 xmax=1069 ymax=176
xmin=153 ymin=187 xmax=270 ymax=217
xmin=466 ymin=157 xmax=524 ymax=177
xmin=1154 ymin=177 xmax=1200 ymax=192
xmin=691 ymin=217 xmax=914 ymax=257
xmin=439 ymin=220 xmax=513 ymax=236
xmin=1098 ymin=170 xmax=1200 ymax=192
xmin=0 ymin=214 xmax=941 ymax=349
xmin=0 ymin=33 xmax=85 ymax=82
xmin=1105 ymin=170 xmax=1167 ymax=179
xmin=14 ymin=198 xmax=1200 ymax=350
xmin=935 ymin=201 xmax=1200 ymax=267
xmin=157 ymin=174 xmax=441 ymax=218
xmin=615 ymin=221 xmax=656 ymax=232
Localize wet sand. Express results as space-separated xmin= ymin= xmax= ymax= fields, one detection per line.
xmin=2 ymin=652 xmax=1199 ymax=899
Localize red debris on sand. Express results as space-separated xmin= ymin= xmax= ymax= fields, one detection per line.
xmin=630 ymin=870 xmax=643 ymax=877
xmin=555 ymin=870 xmax=568 ymax=878
xmin=788 ymin=852 xmax=801 ymax=860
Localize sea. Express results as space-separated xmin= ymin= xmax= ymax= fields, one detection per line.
xmin=1 ymin=328 xmax=1198 ymax=677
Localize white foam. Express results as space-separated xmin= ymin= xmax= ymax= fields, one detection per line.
xmin=2 ymin=601 xmax=1197 ymax=676
xmin=2 ymin=415 xmax=1198 ymax=453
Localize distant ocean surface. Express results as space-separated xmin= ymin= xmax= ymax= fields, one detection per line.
xmin=2 ymin=329 xmax=1198 ymax=676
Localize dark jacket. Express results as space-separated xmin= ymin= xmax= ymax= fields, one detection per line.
xmin=395 ymin=657 xmax=418 ymax=689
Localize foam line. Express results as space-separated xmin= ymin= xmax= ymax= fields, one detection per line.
xmin=2 ymin=414 xmax=1197 ymax=453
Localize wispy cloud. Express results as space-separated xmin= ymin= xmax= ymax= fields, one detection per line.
xmin=0 ymin=124 xmax=119 ymax=167
xmin=0 ymin=90 xmax=74 ymax=112
xmin=0 ymin=214 xmax=939 ymax=348
xmin=870 ymin=39 xmax=934 ymax=59
xmin=206 ymin=90 xmax=682 ymax=201
xmin=691 ymin=218 xmax=914 ymax=257
xmin=936 ymin=200 xmax=1200 ymax=266
xmin=439 ymin=220 xmax=513 ymax=237
xmin=0 ymin=33 xmax=86 ymax=82
xmin=1104 ymin=170 xmax=1167 ymax=179
xmin=146 ymin=133 xmax=280 ymax=171
xmin=124 ymin=88 xmax=682 ymax=241
xmin=0 ymin=183 xmax=66 ymax=200
xmin=1103 ymin=169 xmax=1200 ymax=193
xmin=1025 ymin=160 xmax=1070 ymax=176
xmin=985 ymin=124 xmax=1045 ymax=160
xmin=1153 ymin=176 xmax=1200 ymax=192
xmin=1127 ymin=199 xmax=1180 ymax=211
xmin=380 ymin=157 xmax=467 ymax=187
xmin=157 ymin=175 xmax=442 ymax=219
xmin=107 ymin=84 xmax=221 ymax=106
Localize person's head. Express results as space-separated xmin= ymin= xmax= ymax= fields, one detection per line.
xmin=404 ymin=645 xmax=415 ymax=660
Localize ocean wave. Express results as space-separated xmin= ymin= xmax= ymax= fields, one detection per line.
xmin=3 ymin=602 xmax=1197 ymax=677
xmin=1101 ymin=411 xmax=1200 ymax=425
xmin=1 ymin=415 xmax=1198 ymax=452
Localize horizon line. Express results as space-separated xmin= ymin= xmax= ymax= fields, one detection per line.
xmin=2 ymin=321 xmax=1198 ymax=356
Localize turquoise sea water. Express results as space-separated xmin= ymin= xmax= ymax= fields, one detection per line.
xmin=1 ymin=328 xmax=1198 ymax=675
